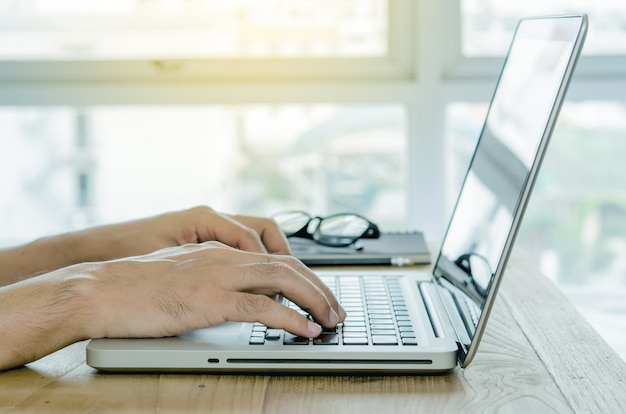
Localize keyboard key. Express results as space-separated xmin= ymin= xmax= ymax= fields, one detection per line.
xmin=343 ymin=337 xmax=369 ymax=345
xmin=371 ymin=329 xmax=396 ymax=336
xmin=372 ymin=335 xmax=398 ymax=345
xmin=283 ymin=334 xmax=309 ymax=345
xmin=265 ymin=329 xmax=282 ymax=341
xmin=367 ymin=303 xmax=391 ymax=308
xmin=343 ymin=326 xmax=367 ymax=332
xmin=366 ymin=300 xmax=391 ymax=306
xmin=344 ymin=319 xmax=366 ymax=326
xmin=370 ymin=323 xmax=395 ymax=330
xmin=343 ymin=331 xmax=368 ymax=337
xmin=368 ymin=313 xmax=393 ymax=319
xmin=249 ymin=337 xmax=265 ymax=345
xmin=313 ymin=334 xmax=339 ymax=345
xmin=343 ymin=307 xmax=365 ymax=313
xmin=402 ymin=337 xmax=418 ymax=346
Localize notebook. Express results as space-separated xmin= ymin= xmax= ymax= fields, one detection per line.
xmin=86 ymin=14 xmax=588 ymax=373
xmin=289 ymin=231 xmax=431 ymax=266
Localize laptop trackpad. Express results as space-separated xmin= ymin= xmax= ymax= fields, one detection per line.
xmin=176 ymin=322 xmax=249 ymax=349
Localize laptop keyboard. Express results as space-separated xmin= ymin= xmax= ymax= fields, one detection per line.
xmin=249 ymin=275 xmax=418 ymax=346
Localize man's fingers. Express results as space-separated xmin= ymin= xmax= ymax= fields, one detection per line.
xmin=224 ymin=260 xmax=342 ymax=328
xmin=166 ymin=243 xmax=343 ymax=318
xmin=229 ymin=215 xmax=291 ymax=255
xmin=148 ymin=242 xmax=346 ymax=329
xmin=264 ymin=254 xmax=346 ymax=322
xmin=222 ymin=292 xmax=323 ymax=338
xmin=190 ymin=209 xmax=269 ymax=253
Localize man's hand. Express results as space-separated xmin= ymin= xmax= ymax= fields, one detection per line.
xmin=80 ymin=206 xmax=292 ymax=261
xmin=0 ymin=241 xmax=346 ymax=371
xmin=88 ymin=242 xmax=344 ymax=339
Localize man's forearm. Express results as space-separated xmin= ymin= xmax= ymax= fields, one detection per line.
xmin=0 ymin=232 xmax=86 ymax=286
xmin=0 ymin=266 xmax=93 ymax=371
xmin=0 ymin=216 xmax=164 ymax=287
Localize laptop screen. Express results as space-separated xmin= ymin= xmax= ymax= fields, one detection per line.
xmin=433 ymin=15 xmax=587 ymax=365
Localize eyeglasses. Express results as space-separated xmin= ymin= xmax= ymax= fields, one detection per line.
xmin=272 ymin=210 xmax=380 ymax=247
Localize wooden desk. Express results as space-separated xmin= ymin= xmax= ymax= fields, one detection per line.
xmin=1 ymin=251 xmax=625 ymax=413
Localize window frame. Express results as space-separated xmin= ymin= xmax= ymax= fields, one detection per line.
xmin=0 ymin=0 xmax=413 ymax=83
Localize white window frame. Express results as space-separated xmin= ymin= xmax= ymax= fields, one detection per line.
xmin=0 ymin=0 xmax=413 ymax=83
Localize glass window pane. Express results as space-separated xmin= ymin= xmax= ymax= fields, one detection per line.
xmin=0 ymin=108 xmax=77 ymax=244
xmin=446 ymin=101 xmax=626 ymax=359
xmin=0 ymin=104 xmax=407 ymax=246
xmin=461 ymin=1 xmax=626 ymax=56
xmin=0 ymin=0 xmax=387 ymax=60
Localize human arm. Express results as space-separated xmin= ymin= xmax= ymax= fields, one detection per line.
xmin=0 ymin=206 xmax=290 ymax=287
xmin=0 ymin=242 xmax=345 ymax=371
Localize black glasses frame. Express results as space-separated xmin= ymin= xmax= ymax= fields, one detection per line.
xmin=274 ymin=210 xmax=380 ymax=247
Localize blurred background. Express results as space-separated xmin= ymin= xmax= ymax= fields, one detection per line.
xmin=0 ymin=0 xmax=624 ymax=360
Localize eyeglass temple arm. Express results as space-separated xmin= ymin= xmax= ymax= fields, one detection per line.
xmin=361 ymin=221 xmax=381 ymax=238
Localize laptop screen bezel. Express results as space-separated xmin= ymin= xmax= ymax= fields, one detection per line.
xmin=430 ymin=14 xmax=588 ymax=368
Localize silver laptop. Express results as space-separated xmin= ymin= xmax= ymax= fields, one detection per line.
xmin=87 ymin=14 xmax=588 ymax=373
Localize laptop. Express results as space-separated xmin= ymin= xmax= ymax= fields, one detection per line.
xmin=86 ymin=14 xmax=588 ymax=373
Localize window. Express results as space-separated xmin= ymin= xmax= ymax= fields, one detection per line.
xmin=0 ymin=104 xmax=408 ymax=245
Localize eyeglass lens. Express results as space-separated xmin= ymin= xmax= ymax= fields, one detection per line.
xmin=274 ymin=211 xmax=371 ymax=245
xmin=316 ymin=214 xmax=370 ymax=238
xmin=274 ymin=211 xmax=311 ymax=236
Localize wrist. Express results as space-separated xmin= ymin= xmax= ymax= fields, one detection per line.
xmin=0 ymin=263 xmax=95 ymax=370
